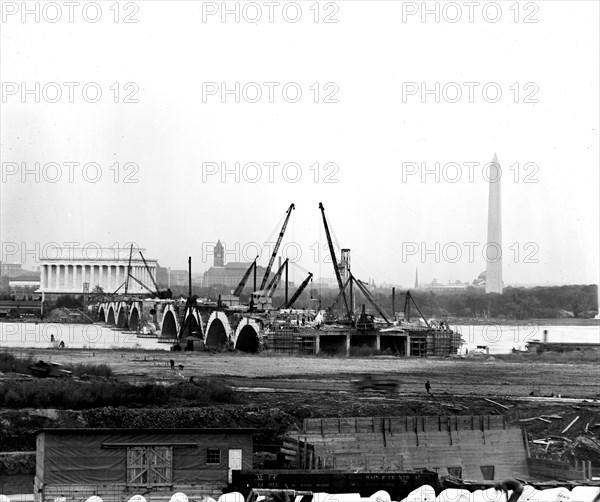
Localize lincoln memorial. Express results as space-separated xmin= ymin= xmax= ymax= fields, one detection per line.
xmin=38 ymin=247 xmax=159 ymax=294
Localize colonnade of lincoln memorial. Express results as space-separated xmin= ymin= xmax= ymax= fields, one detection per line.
xmin=39 ymin=260 xmax=157 ymax=294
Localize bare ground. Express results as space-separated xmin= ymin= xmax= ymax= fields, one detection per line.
xmin=9 ymin=347 xmax=600 ymax=398
xmin=2 ymin=347 xmax=600 ymax=460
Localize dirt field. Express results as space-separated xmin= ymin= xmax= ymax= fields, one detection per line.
xmin=10 ymin=347 xmax=600 ymax=399
xmin=3 ymin=346 xmax=600 ymax=458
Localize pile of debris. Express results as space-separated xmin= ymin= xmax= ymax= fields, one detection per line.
xmin=521 ymin=411 xmax=600 ymax=468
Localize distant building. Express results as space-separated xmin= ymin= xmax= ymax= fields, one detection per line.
xmin=312 ymin=277 xmax=338 ymax=289
xmin=214 ymin=239 xmax=225 ymax=266
xmin=473 ymin=270 xmax=487 ymax=288
xmin=202 ymin=240 xmax=273 ymax=290
xmin=156 ymin=267 xmax=190 ymax=288
xmin=38 ymin=247 xmax=158 ymax=295
xmin=9 ymin=278 xmax=41 ymax=290
xmin=0 ymin=262 xmax=23 ymax=277
xmin=417 ymin=278 xmax=472 ymax=291
xmin=35 ymin=428 xmax=253 ymax=502
xmin=203 ymin=261 xmax=268 ymax=289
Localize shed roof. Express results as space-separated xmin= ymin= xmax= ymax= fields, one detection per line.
xmin=37 ymin=428 xmax=254 ymax=436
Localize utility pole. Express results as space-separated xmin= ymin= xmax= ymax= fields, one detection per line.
xmin=188 ymin=257 xmax=192 ymax=298
xmin=285 ymin=260 xmax=289 ymax=305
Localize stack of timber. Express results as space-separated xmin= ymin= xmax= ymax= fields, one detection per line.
xmin=280 ymin=437 xmax=317 ymax=469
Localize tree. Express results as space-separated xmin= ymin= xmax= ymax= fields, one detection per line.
xmin=55 ymin=295 xmax=83 ymax=309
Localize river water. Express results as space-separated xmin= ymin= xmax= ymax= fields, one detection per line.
xmin=0 ymin=323 xmax=169 ymax=351
xmin=455 ymin=324 xmax=599 ymax=354
xmin=0 ymin=322 xmax=598 ymax=354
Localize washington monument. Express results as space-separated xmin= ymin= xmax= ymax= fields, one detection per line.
xmin=485 ymin=153 xmax=503 ymax=294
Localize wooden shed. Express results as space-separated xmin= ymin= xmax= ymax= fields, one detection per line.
xmin=34 ymin=428 xmax=254 ymax=502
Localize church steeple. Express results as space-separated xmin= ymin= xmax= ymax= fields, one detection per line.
xmin=414 ymin=268 xmax=419 ymax=289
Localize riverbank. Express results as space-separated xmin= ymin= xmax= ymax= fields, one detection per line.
xmin=448 ymin=317 xmax=599 ymax=326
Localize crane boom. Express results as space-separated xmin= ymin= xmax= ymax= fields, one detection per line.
xmin=124 ymin=244 xmax=134 ymax=294
xmin=259 ymin=203 xmax=295 ymax=291
xmin=404 ymin=290 xmax=430 ymax=327
xmin=281 ymin=272 xmax=313 ymax=309
xmin=265 ymin=259 xmax=288 ymax=298
xmin=139 ymin=251 xmax=161 ymax=297
xmin=127 ymin=274 xmax=156 ymax=296
xmin=233 ymin=257 xmax=258 ymax=297
xmin=352 ymin=275 xmax=391 ymax=325
xmin=318 ymin=202 xmax=352 ymax=319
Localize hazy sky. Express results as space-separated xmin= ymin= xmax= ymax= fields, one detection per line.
xmin=1 ymin=0 xmax=598 ymax=288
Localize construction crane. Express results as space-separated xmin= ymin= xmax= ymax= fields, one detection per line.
xmin=318 ymin=202 xmax=353 ymax=320
xmin=280 ymin=272 xmax=313 ymax=309
xmin=139 ymin=251 xmax=164 ymax=298
xmin=403 ymin=290 xmax=430 ymax=327
xmin=233 ymin=257 xmax=258 ymax=297
xmin=264 ymin=258 xmax=288 ymax=298
xmin=112 ymin=249 xmax=172 ymax=299
xmin=352 ymin=275 xmax=391 ymax=325
xmin=259 ymin=203 xmax=295 ymax=292
xmin=124 ymin=244 xmax=134 ymax=294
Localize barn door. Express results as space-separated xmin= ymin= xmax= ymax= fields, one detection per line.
xmin=228 ymin=449 xmax=242 ymax=483
xmin=127 ymin=447 xmax=172 ymax=487
xmin=149 ymin=447 xmax=173 ymax=486
xmin=127 ymin=447 xmax=149 ymax=486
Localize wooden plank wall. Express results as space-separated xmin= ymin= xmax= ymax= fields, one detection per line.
xmin=527 ymin=458 xmax=590 ymax=481
xmin=290 ymin=416 xmax=527 ymax=480
xmin=280 ymin=437 xmax=316 ymax=469
xmin=34 ymin=479 xmax=224 ymax=502
xmin=304 ymin=415 xmax=505 ymax=434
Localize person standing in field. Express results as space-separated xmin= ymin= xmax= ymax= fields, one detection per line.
xmin=494 ymin=479 xmax=524 ymax=502
xmin=425 ymin=380 xmax=432 ymax=394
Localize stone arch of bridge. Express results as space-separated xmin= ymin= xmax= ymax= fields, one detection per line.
xmin=233 ymin=318 xmax=262 ymax=353
xmin=205 ymin=311 xmax=233 ymax=350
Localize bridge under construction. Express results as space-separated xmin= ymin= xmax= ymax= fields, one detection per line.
xmin=97 ymin=202 xmax=462 ymax=357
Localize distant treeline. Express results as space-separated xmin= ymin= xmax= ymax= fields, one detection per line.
xmin=351 ymin=285 xmax=599 ymax=320
xmin=171 ymin=283 xmax=599 ymax=320
xmin=14 ymin=284 xmax=596 ymax=322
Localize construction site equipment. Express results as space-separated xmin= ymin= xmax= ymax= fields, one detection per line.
xmin=403 ymin=290 xmax=430 ymax=327
xmin=351 ymin=375 xmax=399 ymax=393
xmin=259 ymin=203 xmax=295 ymax=292
xmin=29 ymin=360 xmax=72 ymax=378
xmin=112 ymin=245 xmax=172 ymax=299
xmin=280 ymin=272 xmax=313 ymax=309
xmin=319 ymin=202 xmax=352 ymax=320
xmin=233 ymin=257 xmax=259 ymax=297
xmin=352 ymin=276 xmax=391 ymax=325
xmin=124 ymin=244 xmax=133 ymax=294
xmin=265 ymin=259 xmax=289 ymax=298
